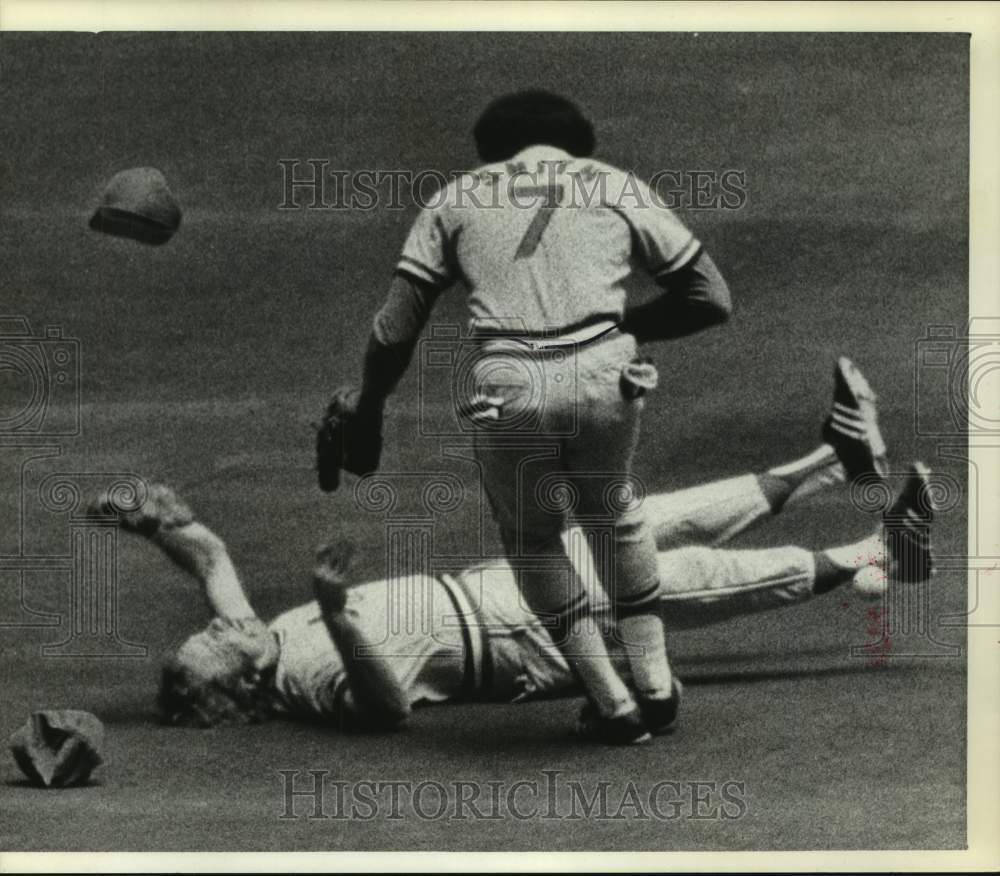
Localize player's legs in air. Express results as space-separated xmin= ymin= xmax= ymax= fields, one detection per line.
xmin=635 ymin=356 xmax=912 ymax=627
xmin=646 ymin=357 xmax=889 ymax=551
xmin=643 ymin=460 xmax=935 ymax=634
xmin=618 ymin=356 xmax=891 ymax=728
xmin=575 ymin=351 xmax=924 ymax=628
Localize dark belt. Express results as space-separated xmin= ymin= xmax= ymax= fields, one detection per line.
xmin=472 ymin=315 xmax=621 ymax=351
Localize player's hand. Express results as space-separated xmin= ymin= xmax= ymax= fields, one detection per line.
xmin=312 ymin=538 xmax=356 ymax=614
xmin=87 ymin=482 xmax=194 ymax=535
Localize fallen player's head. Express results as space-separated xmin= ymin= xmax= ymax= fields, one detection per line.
xmin=158 ymin=617 xmax=279 ymax=727
xmin=473 ymin=90 xmax=595 ymax=163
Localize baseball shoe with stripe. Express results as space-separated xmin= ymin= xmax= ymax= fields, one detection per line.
xmin=821 ymin=357 xmax=889 ymax=480
xmin=883 ymin=462 xmax=937 ymax=584
xmin=575 ymin=703 xmax=652 ymax=745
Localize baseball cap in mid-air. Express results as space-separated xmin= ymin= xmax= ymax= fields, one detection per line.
xmin=89 ymin=166 xmax=181 ymax=245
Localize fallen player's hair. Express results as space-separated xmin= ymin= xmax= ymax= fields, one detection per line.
xmin=157 ymin=653 xmax=273 ymax=728
xmin=473 ymin=90 xmax=595 ymax=163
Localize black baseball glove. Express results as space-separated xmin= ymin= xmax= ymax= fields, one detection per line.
xmin=315 ymin=386 xmax=384 ymax=492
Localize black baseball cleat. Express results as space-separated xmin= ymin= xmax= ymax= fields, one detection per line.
xmin=637 ymin=677 xmax=683 ymax=735
xmin=883 ymin=462 xmax=937 ymax=584
xmin=575 ymin=703 xmax=652 ymax=746
xmin=821 ymin=357 xmax=889 ymax=480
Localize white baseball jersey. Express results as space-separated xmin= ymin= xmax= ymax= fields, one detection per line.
xmin=267 ymin=564 xmax=577 ymax=720
xmin=269 ymin=575 xmax=467 ymax=718
xmin=267 ymin=521 xmax=815 ymax=723
xmin=396 ymin=145 xmax=701 ymax=333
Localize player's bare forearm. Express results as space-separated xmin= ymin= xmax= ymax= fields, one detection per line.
xmin=96 ymin=483 xmax=258 ymax=622
xmin=312 ymin=541 xmax=411 ymax=727
xmin=152 ymin=523 xmax=258 ymax=623
xmin=623 ymin=252 xmax=732 ymax=343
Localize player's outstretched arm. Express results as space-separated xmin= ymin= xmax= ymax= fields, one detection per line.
xmin=312 ymin=539 xmax=411 ymax=728
xmin=91 ymin=483 xmax=258 ymax=623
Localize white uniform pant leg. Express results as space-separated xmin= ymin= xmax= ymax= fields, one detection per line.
xmin=656 ymin=544 xmax=817 ymax=630
xmin=562 ymin=335 xmax=659 ymax=608
xmin=644 ymin=474 xmax=773 ymax=550
xmin=469 ymin=349 xmax=585 ymax=621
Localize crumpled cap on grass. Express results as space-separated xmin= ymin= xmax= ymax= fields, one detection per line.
xmin=9 ymin=710 xmax=105 ymax=788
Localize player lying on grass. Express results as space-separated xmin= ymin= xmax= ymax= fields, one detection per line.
xmin=98 ymin=359 xmax=936 ymax=736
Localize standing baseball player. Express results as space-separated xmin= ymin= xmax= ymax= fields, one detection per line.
xmin=332 ymin=91 xmax=732 ymax=744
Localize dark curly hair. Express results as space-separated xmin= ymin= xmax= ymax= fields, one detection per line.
xmin=473 ymin=90 xmax=595 ymax=163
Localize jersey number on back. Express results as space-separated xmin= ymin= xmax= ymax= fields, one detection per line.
xmin=514 ymin=184 xmax=564 ymax=259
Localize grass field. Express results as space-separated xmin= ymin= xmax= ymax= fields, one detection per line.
xmin=0 ymin=32 xmax=968 ymax=851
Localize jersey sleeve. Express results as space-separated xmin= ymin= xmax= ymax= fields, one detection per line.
xmin=618 ymin=176 xmax=702 ymax=279
xmin=396 ymin=203 xmax=458 ymax=291
xmin=371 ymin=272 xmax=443 ymax=347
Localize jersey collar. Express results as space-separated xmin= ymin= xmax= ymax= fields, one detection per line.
xmin=511 ymin=144 xmax=574 ymax=163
